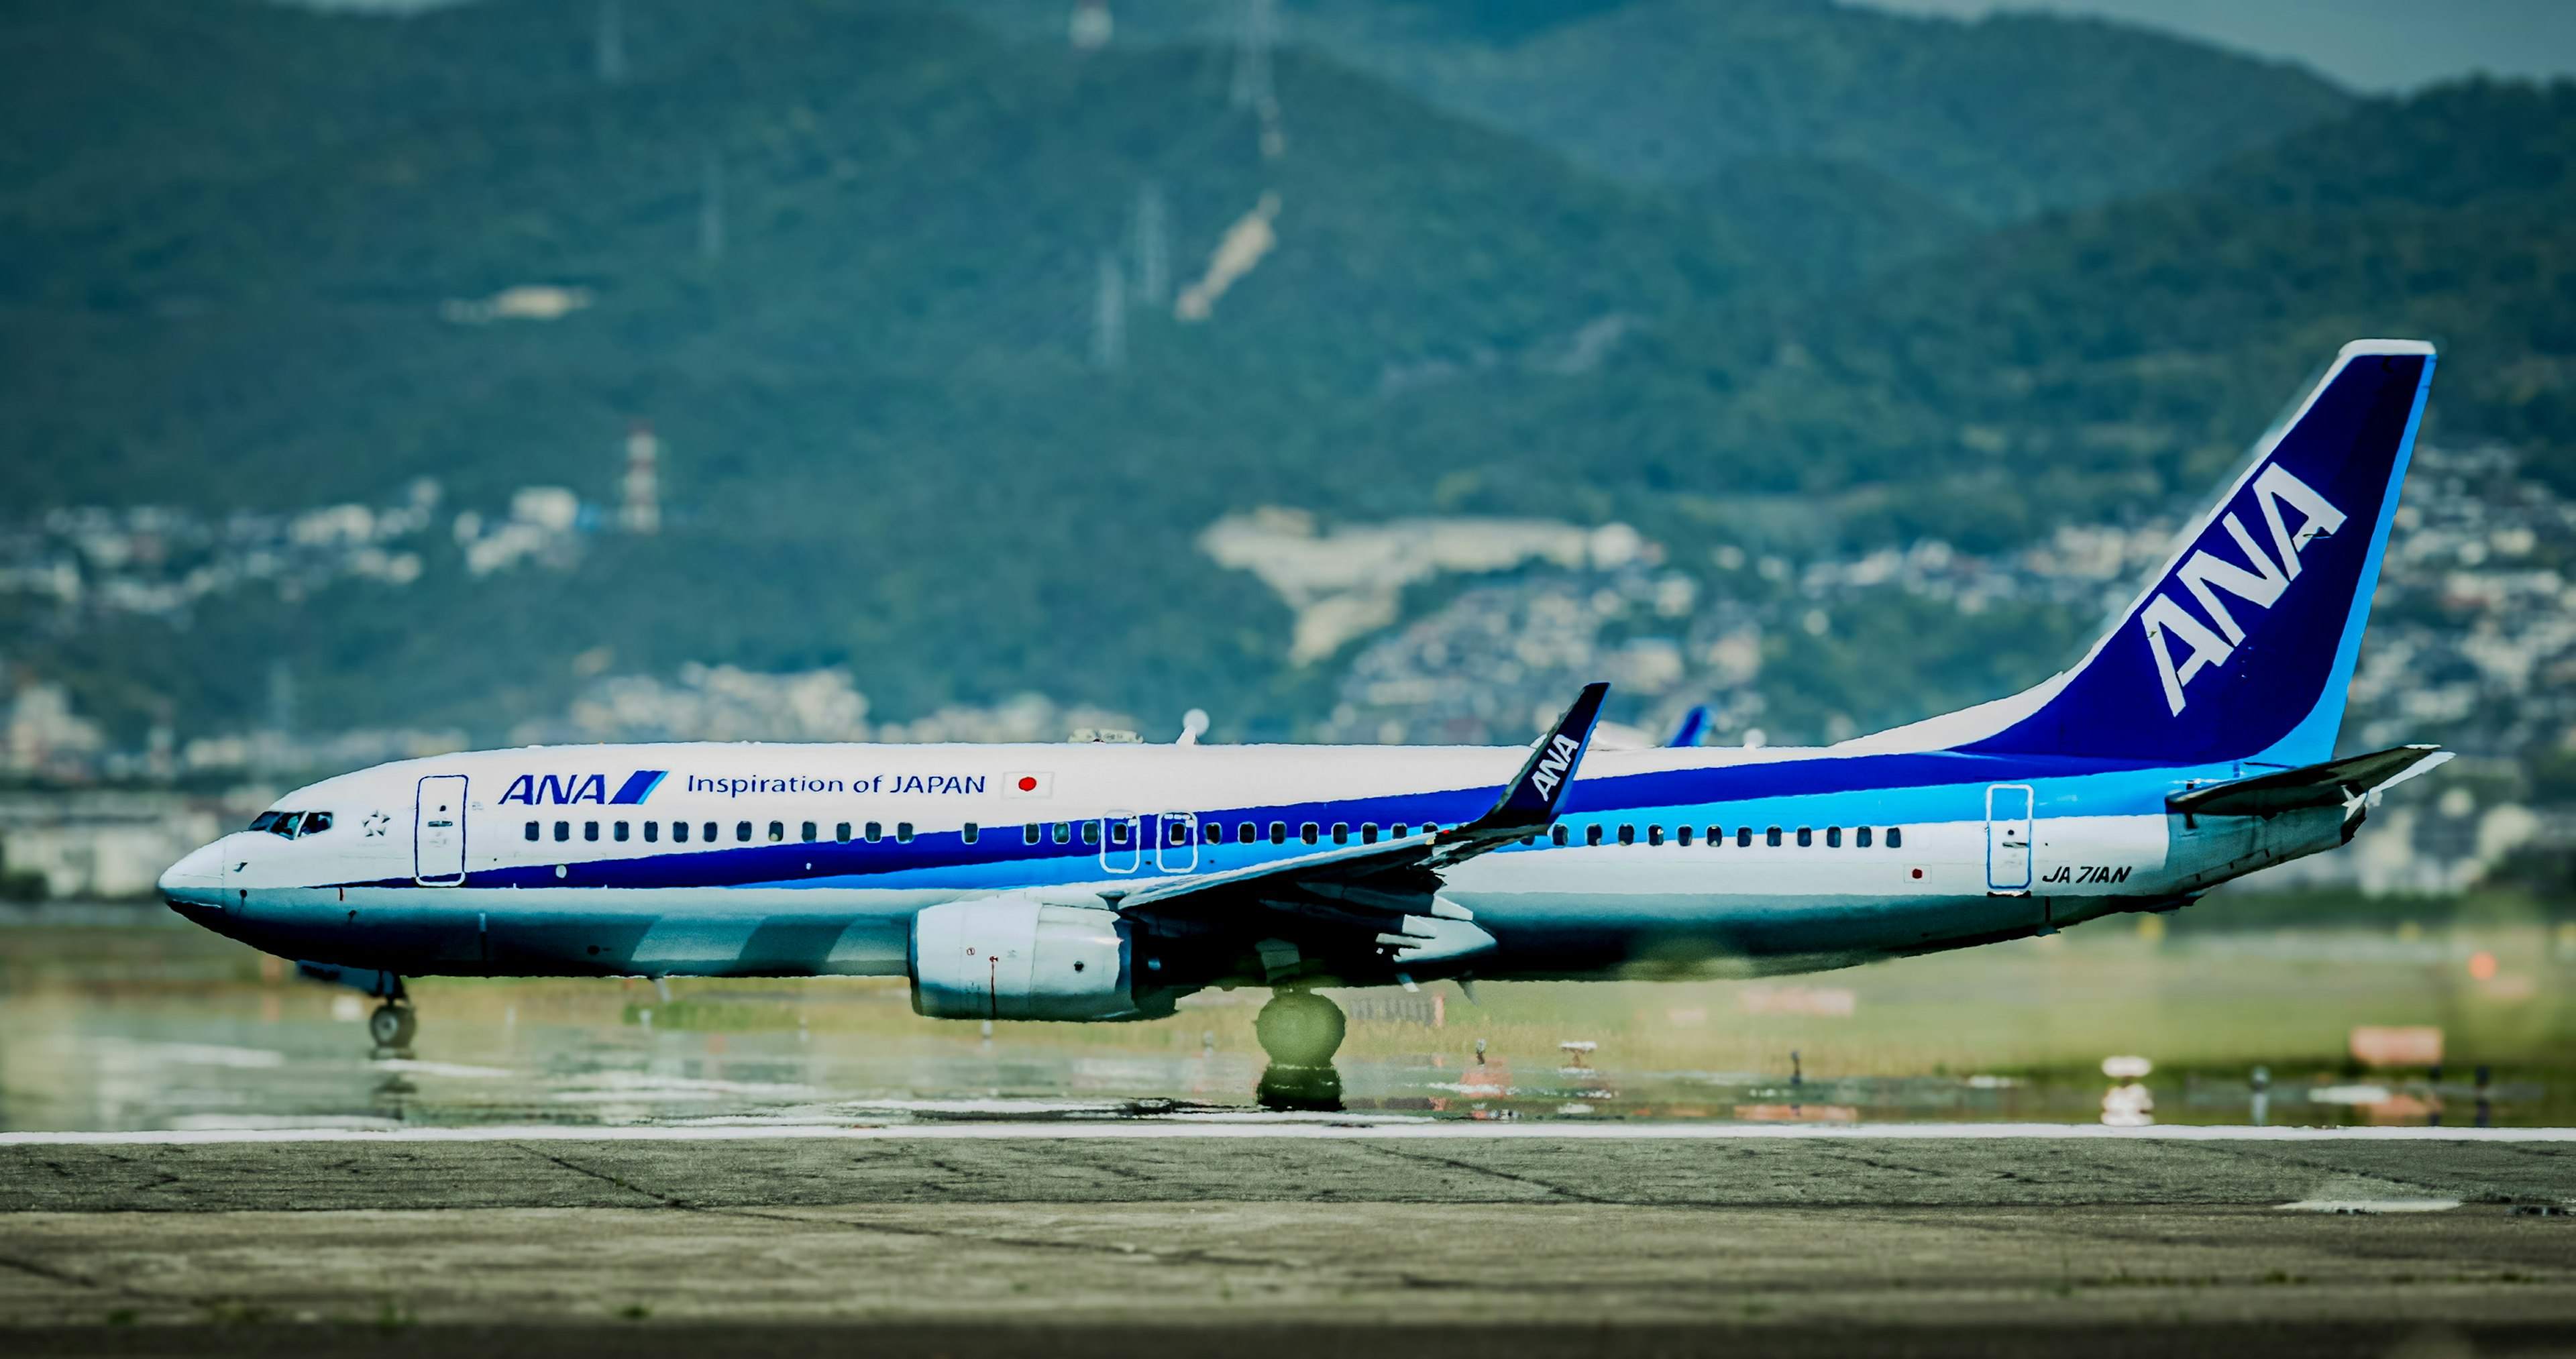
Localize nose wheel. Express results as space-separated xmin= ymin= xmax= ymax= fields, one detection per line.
xmin=368 ymin=1002 xmax=417 ymax=1049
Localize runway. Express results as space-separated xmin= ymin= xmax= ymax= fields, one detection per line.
xmin=5 ymin=1129 xmax=2575 ymax=1356
xmin=9 ymin=1118 xmax=2576 ymax=1145
xmin=8 ymin=922 xmax=2574 ymax=1354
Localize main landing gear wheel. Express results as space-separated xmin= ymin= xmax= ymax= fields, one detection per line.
xmin=1254 ymin=989 xmax=1346 ymax=1068
xmin=368 ymin=1002 xmax=417 ymax=1049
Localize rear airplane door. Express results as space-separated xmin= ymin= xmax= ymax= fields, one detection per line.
xmin=1985 ymin=783 xmax=2034 ymax=893
xmin=415 ymin=775 xmax=468 ymax=886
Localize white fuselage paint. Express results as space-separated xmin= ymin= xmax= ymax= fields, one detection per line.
xmin=159 ymin=740 xmax=2340 ymax=988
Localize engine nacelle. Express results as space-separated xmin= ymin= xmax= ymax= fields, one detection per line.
xmin=909 ymin=898 xmax=1142 ymax=1020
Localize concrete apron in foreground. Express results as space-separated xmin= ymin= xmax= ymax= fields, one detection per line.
xmin=2 ymin=1203 xmax=2573 ymax=1330
xmin=1 ymin=1137 xmax=2571 ymax=1333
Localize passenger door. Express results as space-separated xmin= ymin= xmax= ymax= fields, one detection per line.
xmin=1985 ymin=783 xmax=2034 ymax=893
xmin=415 ymin=775 xmax=469 ymax=886
xmin=1154 ymin=812 xmax=1197 ymax=874
xmin=1099 ymin=812 xmax=1141 ymax=875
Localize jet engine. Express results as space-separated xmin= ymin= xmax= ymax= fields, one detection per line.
xmin=909 ymin=898 xmax=1145 ymax=1021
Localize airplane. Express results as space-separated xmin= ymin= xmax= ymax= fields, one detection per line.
xmin=162 ymin=339 xmax=2447 ymax=1078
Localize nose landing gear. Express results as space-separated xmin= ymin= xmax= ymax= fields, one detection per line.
xmin=368 ymin=1001 xmax=418 ymax=1049
xmin=294 ymin=961 xmax=415 ymax=1052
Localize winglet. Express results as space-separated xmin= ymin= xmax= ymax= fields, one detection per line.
xmin=1460 ymin=682 xmax=1609 ymax=836
xmin=1666 ymin=705 xmax=1711 ymax=748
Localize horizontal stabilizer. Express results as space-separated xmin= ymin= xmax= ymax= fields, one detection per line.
xmin=2167 ymin=745 xmax=2449 ymax=818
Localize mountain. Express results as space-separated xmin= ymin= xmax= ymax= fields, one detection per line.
xmin=0 ymin=0 xmax=1768 ymax=740
xmin=1680 ymin=156 xmax=1978 ymax=290
xmin=1 ymin=1 xmax=2569 ymax=765
xmin=1721 ymin=78 xmax=2576 ymax=525
xmin=933 ymin=0 xmax=2355 ymax=221
xmin=2 ymin=0 xmax=669 ymax=223
xmin=1342 ymin=78 xmax=2576 ymax=559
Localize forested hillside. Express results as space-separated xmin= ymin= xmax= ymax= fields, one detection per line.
xmin=1 ymin=0 xmax=2569 ymax=757
xmin=936 ymin=0 xmax=2354 ymax=220
xmin=0 ymin=0 xmax=1772 ymax=738
xmin=1591 ymin=78 xmax=2576 ymax=545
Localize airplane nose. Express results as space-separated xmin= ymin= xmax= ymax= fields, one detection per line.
xmin=158 ymin=840 xmax=225 ymax=905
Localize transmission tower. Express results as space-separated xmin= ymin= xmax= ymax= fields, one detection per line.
xmin=596 ymin=0 xmax=627 ymax=85
xmin=1131 ymin=182 xmax=1169 ymax=307
xmin=1228 ymin=0 xmax=1274 ymax=111
xmin=1092 ymin=252 xmax=1127 ymax=371
xmin=698 ymin=150 xmax=727 ymax=262
xmin=621 ymin=421 xmax=662 ymax=536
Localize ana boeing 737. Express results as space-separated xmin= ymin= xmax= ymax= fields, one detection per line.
xmin=161 ymin=340 xmax=2446 ymax=1072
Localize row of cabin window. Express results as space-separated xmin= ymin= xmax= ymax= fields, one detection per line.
xmin=523 ymin=819 xmax=965 ymax=845
xmin=517 ymin=817 xmax=1904 ymax=853
xmin=1016 ymin=820 xmax=1904 ymax=851
xmin=1550 ymin=823 xmax=1902 ymax=849
xmin=1020 ymin=820 xmax=1444 ymax=847
xmin=523 ymin=819 xmax=1456 ymax=851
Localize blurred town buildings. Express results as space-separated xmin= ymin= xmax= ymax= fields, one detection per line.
xmin=2 ymin=443 xmax=2572 ymax=902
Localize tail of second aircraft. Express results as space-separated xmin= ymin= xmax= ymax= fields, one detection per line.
xmin=1881 ymin=339 xmax=2436 ymax=768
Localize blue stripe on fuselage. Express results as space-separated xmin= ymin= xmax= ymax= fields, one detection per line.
xmin=329 ymin=748 xmax=2224 ymax=893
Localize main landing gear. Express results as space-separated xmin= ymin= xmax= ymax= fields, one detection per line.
xmin=1254 ymin=989 xmax=1346 ymax=1066
xmin=1254 ymin=989 xmax=1346 ymax=1111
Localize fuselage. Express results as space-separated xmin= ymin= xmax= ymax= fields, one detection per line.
xmin=152 ymin=339 xmax=2440 ymax=1018
xmin=158 ymin=737 xmax=2344 ymax=992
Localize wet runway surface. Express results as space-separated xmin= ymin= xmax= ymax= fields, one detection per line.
xmin=7 ymin=913 xmax=2576 ymax=1356
xmin=7 ymin=908 xmax=2573 ymax=1132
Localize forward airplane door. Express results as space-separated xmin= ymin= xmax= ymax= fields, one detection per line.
xmin=1985 ymin=783 xmax=2033 ymax=893
xmin=415 ymin=775 xmax=468 ymax=886
xmin=1099 ymin=812 xmax=1141 ymax=875
xmin=1155 ymin=812 xmax=1197 ymax=873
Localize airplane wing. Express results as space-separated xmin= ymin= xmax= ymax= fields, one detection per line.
xmin=1116 ymin=683 xmax=1609 ymax=980
xmin=2165 ymin=744 xmax=2449 ymax=819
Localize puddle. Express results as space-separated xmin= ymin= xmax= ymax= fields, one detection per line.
xmin=2279 ymin=1198 xmax=2462 ymax=1213
xmin=4 ymin=918 xmax=2570 ymax=1132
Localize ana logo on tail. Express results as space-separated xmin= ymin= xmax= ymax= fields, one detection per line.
xmin=2143 ymin=464 xmax=2348 ymax=714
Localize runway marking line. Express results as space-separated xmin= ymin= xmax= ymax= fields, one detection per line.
xmin=5 ymin=1122 xmax=2576 ymax=1146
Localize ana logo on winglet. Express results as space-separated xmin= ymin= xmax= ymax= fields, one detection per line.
xmin=2143 ymin=464 xmax=2348 ymax=714
xmin=1529 ymin=732 xmax=1582 ymax=799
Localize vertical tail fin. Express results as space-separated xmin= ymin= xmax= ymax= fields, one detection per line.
xmin=1959 ymin=340 xmax=2435 ymax=766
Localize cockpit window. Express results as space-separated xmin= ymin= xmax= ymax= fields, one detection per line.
xmin=299 ymin=812 xmax=333 ymax=836
xmin=248 ymin=811 xmax=282 ymax=833
xmin=269 ymin=812 xmax=303 ymax=838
